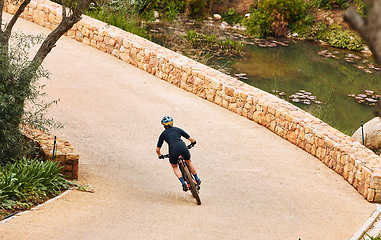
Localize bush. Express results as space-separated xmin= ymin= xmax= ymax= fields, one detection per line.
xmin=325 ymin=25 xmax=364 ymax=50
xmin=86 ymin=1 xmax=149 ymax=38
xmin=221 ymin=7 xmax=243 ymax=25
xmin=0 ymin=157 xmax=69 ymax=209
xmin=186 ymin=0 xmax=210 ymax=19
xmin=133 ymin=0 xmax=185 ymax=21
xmin=245 ymin=0 xmax=313 ymax=37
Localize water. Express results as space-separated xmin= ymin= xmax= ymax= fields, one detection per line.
xmin=229 ymin=40 xmax=381 ymax=134
xmin=147 ymin=23 xmax=380 ymax=135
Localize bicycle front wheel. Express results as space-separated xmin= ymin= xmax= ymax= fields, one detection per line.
xmin=184 ymin=165 xmax=201 ymax=205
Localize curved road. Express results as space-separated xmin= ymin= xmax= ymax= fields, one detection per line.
xmin=0 ymin=13 xmax=376 ymax=239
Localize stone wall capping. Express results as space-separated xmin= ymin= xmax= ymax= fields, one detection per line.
xmin=6 ymin=0 xmax=381 ymax=202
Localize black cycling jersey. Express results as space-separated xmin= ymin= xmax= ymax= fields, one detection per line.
xmin=157 ymin=126 xmax=191 ymax=164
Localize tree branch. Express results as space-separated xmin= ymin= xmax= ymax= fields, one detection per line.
xmin=344 ymin=7 xmax=365 ymax=39
xmin=62 ymin=0 xmax=67 ymax=19
xmin=0 ymin=0 xmax=5 ymax=32
xmin=4 ymin=0 xmax=32 ymax=40
xmin=344 ymin=1 xmax=381 ymax=65
xmin=30 ymin=0 xmax=94 ymax=71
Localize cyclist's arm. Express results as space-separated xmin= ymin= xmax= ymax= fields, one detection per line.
xmin=156 ymin=147 xmax=161 ymax=156
xmin=188 ymin=137 xmax=195 ymax=143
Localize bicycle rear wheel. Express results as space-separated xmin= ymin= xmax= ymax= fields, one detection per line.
xmin=184 ymin=165 xmax=201 ymax=205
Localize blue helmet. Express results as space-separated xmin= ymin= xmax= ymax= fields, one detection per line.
xmin=161 ymin=116 xmax=173 ymax=126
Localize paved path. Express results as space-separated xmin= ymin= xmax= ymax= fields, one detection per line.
xmin=0 ymin=13 xmax=376 ymax=240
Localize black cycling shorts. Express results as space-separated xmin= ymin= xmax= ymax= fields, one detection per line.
xmin=169 ymin=143 xmax=191 ymax=165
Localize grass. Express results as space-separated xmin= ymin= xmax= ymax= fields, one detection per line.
xmin=364 ymin=233 xmax=381 ymax=240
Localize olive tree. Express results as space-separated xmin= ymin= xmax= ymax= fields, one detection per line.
xmin=344 ymin=0 xmax=381 ymax=117
xmin=344 ymin=0 xmax=381 ymax=65
xmin=0 ymin=0 xmax=95 ymax=163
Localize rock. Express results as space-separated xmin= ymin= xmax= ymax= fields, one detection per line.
xmin=220 ymin=21 xmax=229 ymax=29
xmin=352 ymin=117 xmax=381 ymax=149
xmin=213 ymin=14 xmax=222 ymax=21
xmin=154 ymin=11 xmax=159 ymax=19
xmin=245 ymin=13 xmax=250 ymax=19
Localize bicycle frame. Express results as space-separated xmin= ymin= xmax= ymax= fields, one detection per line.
xmin=177 ymin=156 xmax=199 ymax=191
xmin=162 ymin=144 xmax=201 ymax=205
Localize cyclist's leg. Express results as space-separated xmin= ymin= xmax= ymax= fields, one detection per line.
xmin=185 ymin=159 xmax=201 ymax=185
xmin=171 ymin=163 xmax=182 ymax=178
xmin=171 ymin=163 xmax=188 ymax=191
xmin=185 ymin=159 xmax=197 ymax=175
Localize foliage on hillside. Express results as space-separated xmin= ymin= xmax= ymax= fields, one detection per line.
xmin=84 ymin=0 xmax=366 ymax=51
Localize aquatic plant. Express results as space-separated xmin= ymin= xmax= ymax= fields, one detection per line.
xmin=184 ymin=31 xmax=246 ymax=55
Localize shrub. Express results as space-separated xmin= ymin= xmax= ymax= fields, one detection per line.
xmin=186 ymin=0 xmax=210 ymax=19
xmin=221 ymin=7 xmax=243 ymax=25
xmin=133 ymin=0 xmax=185 ymax=21
xmin=0 ymin=157 xmax=69 ymax=209
xmin=245 ymin=0 xmax=313 ymax=37
xmin=325 ymin=25 xmax=364 ymax=50
xmin=85 ymin=1 xmax=149 ymax=38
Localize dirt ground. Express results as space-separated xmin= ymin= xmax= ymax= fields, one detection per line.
xmin=0 ymin=12 xmax=376 ymax=240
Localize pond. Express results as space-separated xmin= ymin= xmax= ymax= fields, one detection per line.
xmin=228 ymin=40 xmax=381 ymax=135
xmin=147 ymin=23 xmax=380 ymax=135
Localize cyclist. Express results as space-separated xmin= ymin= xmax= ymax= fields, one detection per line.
xmin=156 ymin=116 xmax=201 ymax=191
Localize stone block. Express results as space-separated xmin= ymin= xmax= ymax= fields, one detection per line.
xmin=83 ymin=37 xmax=90 ymax=45
xmin=287 ymin=131 xmax=297 ymax=144
xmin=367 ymin=188 xmax=375 ymax=202
xmin=63 ymin=165 xmax=73 ymax=171
xmin=66 ymin=153 xmax=79 ymax=162
xmin=72 ymin=161 xmax=79 ymax=180
xmin=75 ymin=32 xmax=84 ymax=42
xmin=224 ymin=86 xmax=234 ymax=97
xmin=33 ymin=10 xmax=46 ymax=25
xmin=54 ymin=154 xmax=66 ymax=164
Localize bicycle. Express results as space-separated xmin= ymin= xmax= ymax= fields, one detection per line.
xmin=162 ymin=144 xmax=201 ymax=205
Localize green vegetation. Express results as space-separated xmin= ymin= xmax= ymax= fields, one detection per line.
xmin=243 ymin=0 xmax=366 ymax=51
xmin=312 ymin=0 xmax=349 ymax=10
xmin=325 ymin=25 xmax=364 ymax=50
xmin=220 ymin=7 xmax=243 ymax=25
xmin=244 ymin=0 xmax=312 ymax=38
xmin=85 ymin=1 xmax=149 ymax=38
xmin=83 ymin=0 xmax=367 ymax=52
xmin=0 ymin=157 xmax=69 ymax=217
xmin=363 ymin=233 xmax=381 ymax=240
xmin=0 ymin=32 xmax=61 ymax=165
xmin=185 ymin=30 xmax=245 ymax=54
xmin=134 ymin=0 xmax=186 ymax=20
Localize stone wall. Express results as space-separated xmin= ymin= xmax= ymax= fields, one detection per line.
xmin=22 ymin=127 xmax=79 ymax=180
xmin=5 ymin=0 xmax=381 ymax=201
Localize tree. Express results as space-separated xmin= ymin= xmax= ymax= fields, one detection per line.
xmin=0 ymin=0 xmax=95 ymax=163
xmin=344 ymin=0 xmax=381 ymax=65
xmin=344 ymin=1 xmax=381 ymax=117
